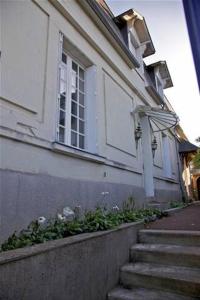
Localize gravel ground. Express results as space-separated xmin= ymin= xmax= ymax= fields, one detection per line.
xmin=146 ymin=202 xmax=200 ymax=231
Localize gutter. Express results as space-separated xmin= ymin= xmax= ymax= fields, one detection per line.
xmin=77 ymin=0 xmax=140 ymax=69
xmin=145 ymin=85 xmax=165 ymax=106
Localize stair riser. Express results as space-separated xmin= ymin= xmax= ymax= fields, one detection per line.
xmin=120 ymin=271 xmax=200 ymax=297
xmin=139 ymin=233 xmax=200 ymax=247
xmin=108 ymin=296 xmax=125 ymax=300
xmin=108 ymin=288 xmax=199 ymax=300
xmin=130 ymin=250 xmax=200 ymax=268
xmin=108 ymin=295 xmax=129 ymax=300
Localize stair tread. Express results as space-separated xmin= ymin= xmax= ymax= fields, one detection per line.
xmin=108 ymin=287 xmax=199 ymax=300
xmin=121 ymin=262 xmax=200 ymax=283
xmin=131 ymin=243 xmax=200 ymax=256
xmin=139 ymin=229 xmax=200 ymax=236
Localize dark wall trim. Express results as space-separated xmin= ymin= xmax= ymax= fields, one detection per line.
xmin=183 ymin=0 xmax=200 ymax=90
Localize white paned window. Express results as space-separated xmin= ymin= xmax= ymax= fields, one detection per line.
xmin=162 ymin=134 xmax=172 ymax=178
xmin=57 ymin=50 xmax=86 ymax=150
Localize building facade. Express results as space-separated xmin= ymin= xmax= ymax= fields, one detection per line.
xmin=0 ymin=0 xmax=182 ymax=242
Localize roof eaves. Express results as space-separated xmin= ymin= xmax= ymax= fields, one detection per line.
xmin=83 ymin=0 xmax=140 ymax=68
xmin=145 ymin=85 xmax=165 ymax=106
xmin=179 ymin=140 xmax=199 ymax=153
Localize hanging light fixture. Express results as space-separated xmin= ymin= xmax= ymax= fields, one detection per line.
xmin=135 ymin=123 xmax=142 ymax=148
xmin=151 ymin=136 xmax=158 ymax=158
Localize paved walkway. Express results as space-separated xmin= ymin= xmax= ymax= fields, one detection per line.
xmin=146 ymin=202 xmax=200 ymax=231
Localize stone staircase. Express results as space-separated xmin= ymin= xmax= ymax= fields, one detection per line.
xmin=108 ymin=230 xmax=200 ymax=300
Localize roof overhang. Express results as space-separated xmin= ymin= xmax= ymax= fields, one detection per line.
xmin=179 ymin=140 xmax=199 ymax=153
xmin=77 ymin=0 xmax=140 ymax=68
xmin=147 ymin=61 xmax=173 ymax=89
xmin=114 ymin=9 xmax=155 ymax=58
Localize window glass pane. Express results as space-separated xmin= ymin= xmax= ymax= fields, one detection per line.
xmin=79 ymin=79 xmax=84 ymax=92
xmin=72 ymin=89 xmax=77 ymax=101
xmin=79 ymin=135 xmax=84 ymax=149
xmin=72 ymin=70 xmax=77 ymax=91
xmin=60 ymin=67 xmax=66 ymax=80
xmin=79 ymin=92 xmax=84 ymax=105
xmin=71 ymin=116 xmax=77 ymax=131
xmin=79 ymin=68 xmax=84 ymax=80
xmin=79 ymin=106 xmax=84 ymax=119
xmin=79 ymin=120 xmax=84 ymax=134
xmin=71 ymin=131 xmax=77 ymax=147
xmin=60 ymin=80 xmax=66 ymax=94
xmin=59 ymin=110 xmax=65 ymax=126
xmin=59 ymin=127 xmax=65 ymax=143
xmin=72 ymin=61 xmax=78 ymax=72
xmin=62 ymin=53 xmax=67 ymax=64
xmin=60 ymin=94 xmax=66 ymax=110
xmin=71 ymin=101 xmax=77 ymax=116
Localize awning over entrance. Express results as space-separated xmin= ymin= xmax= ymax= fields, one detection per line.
xmin=133 ymin=105 xmax=179 ymax=132
xmin=179 ymin=140 xmax=198 ymax=154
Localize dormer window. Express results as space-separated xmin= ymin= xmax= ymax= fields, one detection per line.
xmin=128 ymin=29 xmax=139 ymax=58
xmin=145 ymin=61 xmax=173 ymax=105
xmin=128 ymin=29 xmax=142 ymax=70
xmin=155 ymin=75 xmax=164 ymax=98
xmin=114 ymin=9 xmax=155 ymax=69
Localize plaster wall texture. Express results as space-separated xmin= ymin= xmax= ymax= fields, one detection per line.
xmin=0 ymin=0 xmax=182 ymax=240
xmin=154 ymin=177 xmax=182 ymax=205
xmin=0 ymin=222 xmax=144 ymax=300
xmin=0 ymin=139 xmax=145 ymax=242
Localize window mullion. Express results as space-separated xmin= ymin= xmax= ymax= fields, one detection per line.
xmin=77 ymin=66 xmax=80 ymax=148
xmin=66 ymin=57 xmax=72 ymax=145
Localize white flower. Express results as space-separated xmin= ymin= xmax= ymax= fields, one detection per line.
xmin=112 ymin=205 xmax=119 ymax=211
xmin=38 ymin=216 xmax=46 ymax=224
xmin=57 ymin=213 xmax=66 ymax=221
xmin=63 ymin=207 xmax=74 ymax=217
xmin=63 ymin=207 xmax=75 ymax=221
xmin=101 ymin=191 xmax=109 ymax=195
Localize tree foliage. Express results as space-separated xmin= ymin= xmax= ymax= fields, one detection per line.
xmin=193 ymin=149 xmax=200 ymax=168
xmin=192 ymin=137 xmax=200 ymax=168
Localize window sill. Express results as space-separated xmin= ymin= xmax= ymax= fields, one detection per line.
xmin=52 ymin=142 xmax=106 ymax=164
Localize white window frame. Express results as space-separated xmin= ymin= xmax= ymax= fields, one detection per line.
xmin=162 ymin=133 xmax=173 ymax=178
xmin=56 ymin=32 xmax=98 ymax=154
xmin=57 ymin=41 xmax=86 ymax=150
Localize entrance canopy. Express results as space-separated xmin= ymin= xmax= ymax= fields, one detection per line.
xmin=134 ymin=105 xmax=179 ymax=132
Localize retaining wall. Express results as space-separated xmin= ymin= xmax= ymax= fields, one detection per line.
xmin=0 ymin=221 xmax=143 ymax=300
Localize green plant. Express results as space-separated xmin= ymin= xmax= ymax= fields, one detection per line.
xmin=192 ymin=149 xmax=200 ymax=168
xmin=1 ymin=205 xmax=165 ymax=252
xmin=170 ymin=201 xmax=185 ymax=209
xmin=122 ymin=196 xmax=135 ymax=211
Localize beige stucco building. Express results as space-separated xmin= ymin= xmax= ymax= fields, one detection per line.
xmin=0 ymin=0 xmax=183 ymax=242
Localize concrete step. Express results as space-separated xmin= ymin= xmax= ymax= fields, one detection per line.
xmin=108 ymin=286 xmax=200 ymax=300
xmin=139 ymin=230 xmax=200 ymax=246
xmin=120 ymin=262 xmax=200 ymax=297
xmin=130 ymin=243 xmax=200 ymax=268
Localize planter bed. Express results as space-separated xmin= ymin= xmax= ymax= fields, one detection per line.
xmin=0 ymin=221 xmax=143 ymax=300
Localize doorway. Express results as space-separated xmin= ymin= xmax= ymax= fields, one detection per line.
xmin=197 ymin=177 xmax=200 ymax=200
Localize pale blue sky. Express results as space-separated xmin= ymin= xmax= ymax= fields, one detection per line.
xmin=107 ymin=0 xmax=200 ymax=144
